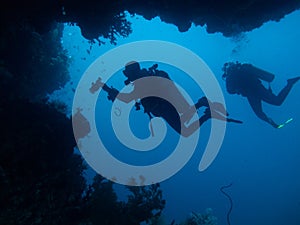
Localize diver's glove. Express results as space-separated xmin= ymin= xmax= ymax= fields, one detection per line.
xmin=107 ymin=87 xmax=119 ymax=102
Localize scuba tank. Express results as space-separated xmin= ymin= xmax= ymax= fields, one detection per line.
xmin=222 ymin=62 xmax=275 ymax=95
xmin=240 ymin=63 xmax=275 ymax=82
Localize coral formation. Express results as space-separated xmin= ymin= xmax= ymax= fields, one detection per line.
xmin=1 ymin=1 xmax=298 ymax=224
xmin=0 ymin=99 xmax=85 ymax=225
xmin=0 ymin=99 xmax=166 ymax=225
xmin=180 ymin=208 xmax=217 ymax=225
xmin=2 ymin=1 xmax=300 ymax=44
xmin=0 ymin=5 xmax=165 ymax=223
xmin=82 ymin=175 xmax=165 ymax=225
xmin=0 ymin=22 xmax=70 ymax=101
xmin=3 ymin=1 xmax=300 ymax=42
xmin=147 ymin=208 xmax=218 ymax=225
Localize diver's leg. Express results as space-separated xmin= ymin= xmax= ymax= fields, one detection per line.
xmin=160 ymin=106 xmax=202 ymax=137
xmin=159 ymin=98 xmax=232 ymax=137
xmin=180 ymin=109 xmax=214 ymax=137
xmin=209 ymin=102 xmax=229 ymax=116
xmin=247 ymin=96 xmax=267 ymax=119
xmin=262 ymin=77 xmax=300 ymax=106
xmin=180 ymin=100 xmax=230 ymax=136
xmin=196 ymin=97 xmax=229 ymax=116
xmin=180 ymin=96 xmax=209 ymax=124
xmin=182 ymin=107 xmax=242 ymax=135
xmin=259 ymin=86 xmax=280 ymax=105
xmin=181 ymin=106 xmax=197 ymax=124
xmin=157 ymin=104 xmax=182 ymax=135
xmin=199 ymin=112 xmax=212 ymax=125
xmin=203 ymin=108 xmax=228 ymax=122
xmin=180 ymin=110 xmax=218 ymax=137
xmin=287 ymin=76 xmax=300 ymax=85
xmin=247 ymin=96 xmax=278 ymax=127
xmin=156 ymin=101 xmax=201 ymax=137
xmin=195 ymin=96 xmax=209 ymax=109
xmin=275 ymin=76 xmax=300 ymax=104
xmin=179 ymin=115 xmax=207 ymax=137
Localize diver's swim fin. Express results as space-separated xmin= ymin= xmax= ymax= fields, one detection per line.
xmin=277 ymin=118 xmax=293 ymax=129
xmin=211 ymin=102 xmax=229 ymax=116
xmin=227 ymin=118 xmax=243 ymax=124
xmin=287 ymin=77 xmax=300 ymax=86
xmin=208 ymin=109 xmax=243 ymax=124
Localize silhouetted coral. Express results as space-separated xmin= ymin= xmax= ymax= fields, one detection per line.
xmin=0 ymin=22 xmax=70 ymax=101
xmin=1 ymin=1 xmax=298 ymax=225
xmin=180 ymin=208 xmax=217 ymax=225
xmin=0 ymin=98 xmax=166 ymax=225
xmin=124 ymin=184 xmax=166 ymax=224
xmin=2 ymin=1 xmax=300 ymax=42
xmin=59 ymin=2 xmax=132 ymax=45
xmin=82 ymin=175 xmax=166 ymax=225
xmin=0 ymin=99 xmax=86 ymax=225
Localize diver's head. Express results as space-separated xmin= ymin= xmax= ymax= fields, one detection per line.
xmin=123 ymin=61 xmax=141 ymax=85
xmin=222 ymin=63 xmax=229 ymax=80
xmin=222 ymin=61 xmax=241 ymax=80
xmin=222 ymin=61 xmax=242 ymax=95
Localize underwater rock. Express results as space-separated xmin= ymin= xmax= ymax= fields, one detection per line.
xmin=0 ymin=21 xmax=70 ymax=101
xmin=83 ymin=175 xmax=166 ymax=225
xmin=0 ymin=99 xmax=86 ymax=225
xmin=127 ymin=0 xmax=300 ymax=37
xmin=2 ymin=1 xmax=300 ymax=42
xmin=0 ymin=99 xmax=165 ymax=224
xmin=180 ymin=208 xmax=218 ymax=225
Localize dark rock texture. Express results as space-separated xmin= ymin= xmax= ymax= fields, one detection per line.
xmin=2 ymin=1 xmax=300 ymax=41
xmin=1 ymin=1 xmax=299 ymax=224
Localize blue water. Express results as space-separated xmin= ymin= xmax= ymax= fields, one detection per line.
xmin=55 ymin=10 xmax=300 ymax=225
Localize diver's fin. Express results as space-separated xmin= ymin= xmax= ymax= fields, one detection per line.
xmin=211 ymin=102 xmax=229 ymax=116
xmin=277 ymin=118 xmax=293 ymax=129
xmin=207 ymin=108 xmax=242 ymax=124
xmin=227 ymin=118 xmax=243 ymax=124
xmin=287 ymin=77 xmax=300 ymax=86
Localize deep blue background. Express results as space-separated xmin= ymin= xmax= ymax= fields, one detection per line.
xmin=54 ymin=10 xmax=300 ymax=225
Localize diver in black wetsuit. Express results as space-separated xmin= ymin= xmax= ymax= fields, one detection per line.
xmin=222 ymin=61 xmax=300 ymax=128
xmin=90 ymin=61 xmax=242 ymax=137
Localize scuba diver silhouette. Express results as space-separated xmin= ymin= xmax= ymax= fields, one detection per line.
xmin=90 ymin=61 xmax=242 ymax=137
xmin=222 ymin=61 xmax=300 ymax=128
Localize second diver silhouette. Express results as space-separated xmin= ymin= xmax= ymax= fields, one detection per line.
xmin=222 ymin=62 xmax=300 ymax=128
xmin=91 ymin=61 xmax=242 ymax=137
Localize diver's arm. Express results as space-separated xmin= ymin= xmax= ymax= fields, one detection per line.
xmin=90 ymin=78 xmax=136 ymax=103
xmin=247 ymin=96 xmax=278 ymax=128
xmin=104 ymin=84 xmax=137 ymax=103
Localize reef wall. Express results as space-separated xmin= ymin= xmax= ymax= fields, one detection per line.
xmin=1 ymin=1 xmax=300 ymax=224
xmin=2 ymin=1 xmax=300 ymax=42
